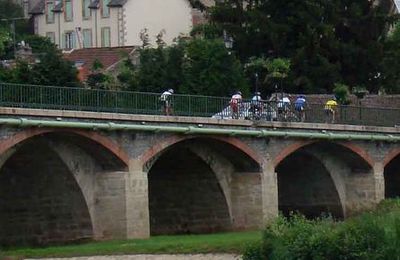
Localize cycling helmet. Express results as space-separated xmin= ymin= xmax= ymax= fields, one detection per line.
xmin=168 ymin=89 xmax=174 ymax=94
xmin=255 ymin=92 xmax=261 ymax=95
xmin=237 ymin=91 xmax=242 ymax=95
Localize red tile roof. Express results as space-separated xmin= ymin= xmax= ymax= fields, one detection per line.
xmin=63 ymin=47 xmax=136 ymax=81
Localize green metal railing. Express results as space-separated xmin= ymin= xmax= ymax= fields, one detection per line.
xmin=0 ymin=83 xmax=230 ymax=117
xmin=0 ymin=82 xmax=399 ymax=127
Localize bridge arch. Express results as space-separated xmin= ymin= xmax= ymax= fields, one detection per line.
xmin=0 ymin=129 xmax=128 ymax=246
xmin=0 ymin=128 xmax=129 ymax=167
xmin=274 ymin=140 xmax=374 ymax=168
xmin=275 ymin=141 xmax=373 ymax=219
xmin=140 ymin=135 xmax=263 ymax=171
xmin=143 ymin=136 xmax=262 ymax=235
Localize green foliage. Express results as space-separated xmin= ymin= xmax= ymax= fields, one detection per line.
xmin=0 ymin=27 xmax=10 ymax=55
xmin=0 ymin=0 xmax=30 ymax=59
xmin=333 ymin=83 xmax=351 ymax=105
xmin=244 ymin=57 xmax=291 ymax=95
xmin=265 ymin=58 xmax=291 ymax=80
xmin=243 ymin=199 xmax=400 ymax=260
xmin=352 ymin=86 xmax=369 ymax=99
xmin=381 ymin=23 xmax=400 ymax=93
xmin=191 ymin=24 xmax=222 ymax=39
xmin=28 ymin=49 xmax=79 ymax=87
xmin=2 ymin=48 xmax=79 ymax=87
xmin=0 ymin=0 xmax=25 ymax=20
xmin=91 ymin=59 xmax=104 ymax=71
xmin=117 ymin=58 xmax=138 ymax=90
xmin=117 ymin=38 xmax=249 ymax=96
xmin=24 ymin=35 xmax=57 ymax=54
xmin=210 ymin=0 xmax=397 ymax=93
xmin=181 ymin=38 xmax=248 ymax=96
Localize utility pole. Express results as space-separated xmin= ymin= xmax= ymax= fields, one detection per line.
xmin=0 ymin=17 xmax=26 ymax=59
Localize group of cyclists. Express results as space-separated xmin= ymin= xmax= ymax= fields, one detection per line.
xmin=160 ymin=88 xmax=338 ymax=123
xmin=229 ymin=91 xmax=309 ymax=122
xmin=229 ymin=91 xmax=338 ymax=123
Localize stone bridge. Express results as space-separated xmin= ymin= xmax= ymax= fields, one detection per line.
xmin=0 ymin=107 xmax=399 ymax=246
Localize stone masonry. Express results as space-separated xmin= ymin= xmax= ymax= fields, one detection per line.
xmin=0 ymin=107 xmax=399 ymax=246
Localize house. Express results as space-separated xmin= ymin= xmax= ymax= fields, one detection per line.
xmin=63 ymin=46 xmax=137 ymax=81
xmin=28 ymin=0 xmax=215 ymax=50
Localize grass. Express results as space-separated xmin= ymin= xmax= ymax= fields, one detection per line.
xmin=1 ymin=231 xmax=261 ymax=258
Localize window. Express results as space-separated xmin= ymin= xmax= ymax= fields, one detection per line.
xmin=46 ymin=1 xmax=55 ymax=23
xmin=64 ymin=31 xmax=76 ymax=49
xmin=101 ymin=0 xmax=110 ymax=18
xmin=64 ymin=0 xmax=73 ymax=22
xmin=82 ymin=29 xmax=92 ymax=48
xmin=82 ymin=0 xmax=91 ymax=19
xmin=101 ymin=27 xmax=110 ymax=47
xmin=46 ymin=32 xmax=55 ymax=43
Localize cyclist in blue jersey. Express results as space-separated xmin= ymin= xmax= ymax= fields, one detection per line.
xmin=294 ymin=95 xmax=307 ymax=122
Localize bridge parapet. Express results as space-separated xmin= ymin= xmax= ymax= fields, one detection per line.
xmin=0 ymin=82 xmax=399 ymax=127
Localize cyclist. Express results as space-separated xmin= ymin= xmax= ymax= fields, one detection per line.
xmin=250 ymin=92 xmax=263 ymax=120
xmin=324 ymin=97 xmax=338 ymax=123
xmin=230 ymin=91 xmax=243 ymax=119
xmin=277 ymin=96 xmax=291 ymax=121
xmin=294 ymin=95 xmax=307 ymax=122
xmin=160 ymin=89 xmax=174 ymax=116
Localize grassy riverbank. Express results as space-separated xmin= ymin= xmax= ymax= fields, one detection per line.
xmin=1 ymin=231 xmax=261 ymax=258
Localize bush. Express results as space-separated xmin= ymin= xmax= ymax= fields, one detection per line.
xmin=243 ymin=199 xmax=400 ymax=260
xmin=333 ymin=83 xmax=351 ymax=105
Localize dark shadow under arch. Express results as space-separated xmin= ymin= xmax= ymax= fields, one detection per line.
xmin=0 ymin=138 xmax=92 ymax=247
xmin=147 ymin=137 xmax=261 ymax=235
xmin=277 ymin=151 xmax=344 ymax=219
xmin=384 ymin=154 xmax=400 ymax=198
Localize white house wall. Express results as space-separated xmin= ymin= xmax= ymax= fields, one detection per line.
xmin=34 ymin=0 xmax=194 ymax=49
xmin=36 ymin=4 xmax=120 ymax=48
xmin=124 ymin=0 xmax=193 ymax=46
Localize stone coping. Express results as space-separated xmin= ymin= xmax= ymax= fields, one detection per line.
xmin=0 ymin=107 xmax=398 ymax=134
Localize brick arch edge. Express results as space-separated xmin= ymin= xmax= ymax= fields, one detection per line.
xmin=274 ymin=140 xmax=375 ymax=168
xmin=383 ymin=148 xmax=400 ymax=167
xmin=140 ymin=135 xmax=263 ymax=171
xmin=0 ymin=128 xmax=129 ymax=167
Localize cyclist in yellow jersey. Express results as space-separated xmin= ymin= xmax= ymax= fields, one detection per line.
xmin=324 ymin=97 xmax=338 ymax=123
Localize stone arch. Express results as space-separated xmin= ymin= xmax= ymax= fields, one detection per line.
xmin=275 ymin=141 xmax=374 ymax=219
xmin=274 ymin=140 xmax=374 ymax=168
xmin=140 ymin=135 xmax=263 ymax=171
xmin=0 ymin=128 xmax=129 ymax=167
xmin=144 ymin=136 xmax=262 ymax=235
xmin=0 ymin=129 xmax=129 ymax=245
xmin=0 ymin=137 xmax=92 ymax=246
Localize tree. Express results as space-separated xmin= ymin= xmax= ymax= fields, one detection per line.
xmin=381 ymin=23 xmax=400 ymax=93
xmin=181 ymin=38 xmax=248 ymax=96
xmin=0 ymin=33 xmax=79 ymax=87
xmin=0 ymin=0 xmax=30 ymax=59
xmin=116 ymin=38 xmax=249 ymax=96
xmin=28 ymin=47 xmax=79 ymax=87
xmin=209 ymin=0 xmax=397 ymax=93
xmin=86 ymin=59 xmax=115 ymax=90
xmin=0 ymin=27 xmax=9 ymax=56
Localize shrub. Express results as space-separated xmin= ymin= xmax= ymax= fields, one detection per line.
xmin=333 ymin=83 xmax=351 ymax=105
xmin=243 ymin=199 xmax=400 ymax=260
